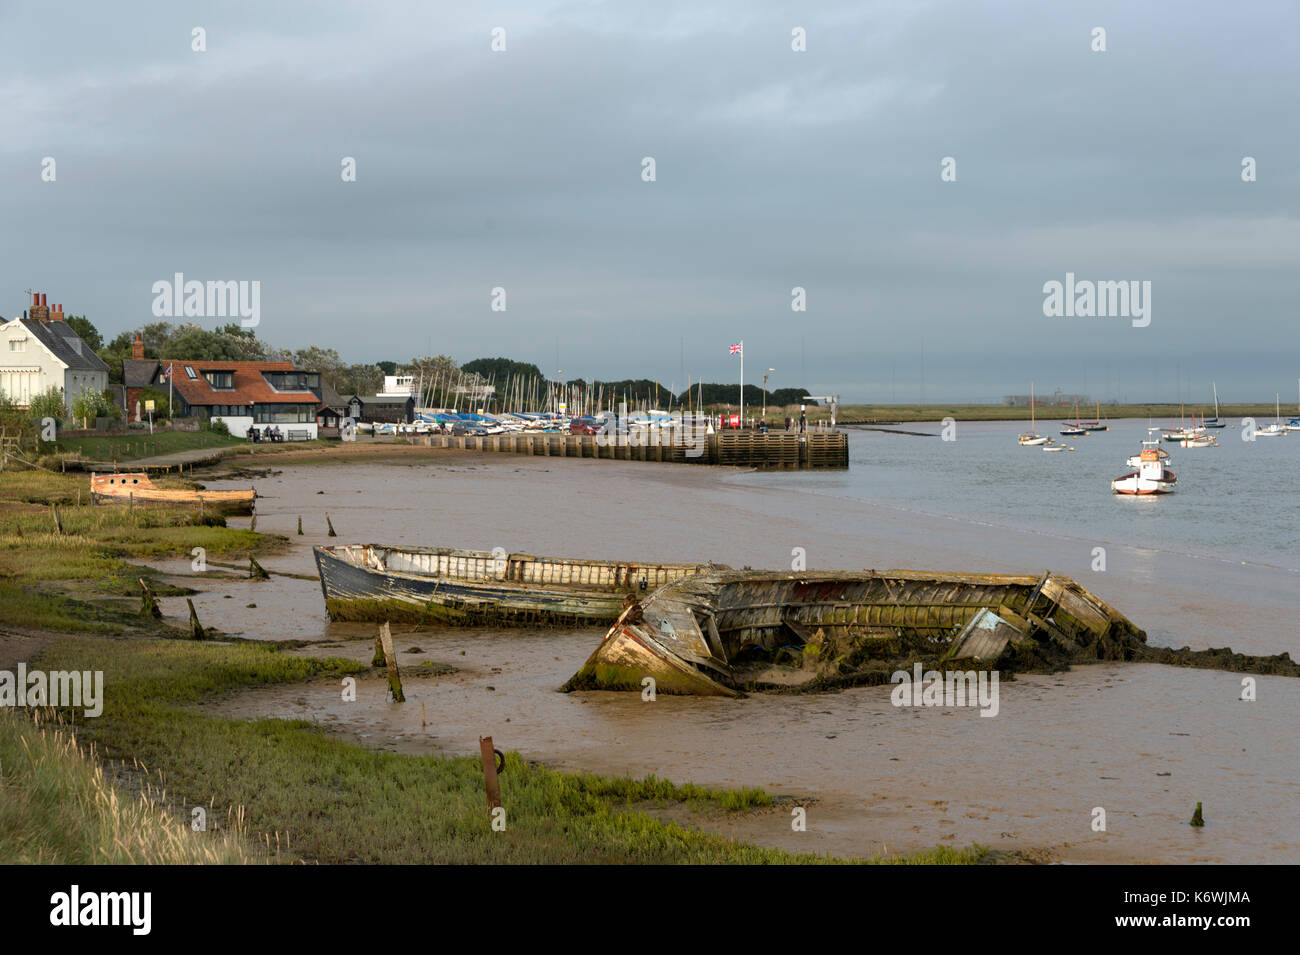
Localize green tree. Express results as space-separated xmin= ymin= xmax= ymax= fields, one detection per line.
xmin=139 ymin=388 xmax=171 ymax=419
xmin=64 ymin=315 xmax=103 ymax=351
xmin=462 ymin=357 xmax=544 ymax=383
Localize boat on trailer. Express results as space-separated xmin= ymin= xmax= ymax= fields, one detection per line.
xmin=563 ymin=569 xmax=1146 ymax=696
xmin=89 ymin=472 xmax=256 ymax=513
xmin=313 ymin=543 xmax=726 ymax=626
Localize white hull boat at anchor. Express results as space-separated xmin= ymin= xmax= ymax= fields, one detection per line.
xmin=1113 ymin=442 xmax=1176 ymax=495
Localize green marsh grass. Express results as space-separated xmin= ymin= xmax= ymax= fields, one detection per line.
xmin=0 ymin=710 xmax=259 ymax=864
xmin=34 ymin=636 xmax=988 ymax=865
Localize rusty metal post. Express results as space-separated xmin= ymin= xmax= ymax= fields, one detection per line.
xmin=479 ymin=736 xmax=503 ymax=810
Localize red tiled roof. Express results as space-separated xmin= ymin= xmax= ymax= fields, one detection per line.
xmin=158 ymin=360 xmax=319 ymax=406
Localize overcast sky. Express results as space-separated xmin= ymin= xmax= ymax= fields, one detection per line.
xmin=3 ymin=1 xmax=1297 ymax=403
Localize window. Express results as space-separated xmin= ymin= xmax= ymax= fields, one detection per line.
xmin=204 ymin=371 xmax=234 ymax=389
xmin=185 ymin=366 xmax=197 ymax=379
xmin=8 ymin=339 xmax=24 ymax=352
xmin=254 ymin=403 xmax=316 ymax=424
xmin=263 ymin=371 xmax=320 ymax=393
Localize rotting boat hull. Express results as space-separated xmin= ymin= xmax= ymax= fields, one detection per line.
xmin=89 ymin=473 xmax=256 ymax=514
xmin=314 ymin=543 xmax=725 ymax=627
xmin=564 ymin=569 xmax=1146 ymax=695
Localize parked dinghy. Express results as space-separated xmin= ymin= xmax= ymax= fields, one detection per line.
xmin=314 ymin=543 xmax=726 ymax=627
xmin=564 ymin=569 xmax=1146 ymax=696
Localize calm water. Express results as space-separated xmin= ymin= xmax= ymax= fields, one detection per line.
xmin=183 ymin=440 xmax=1300 ymax=863
xmin=760 ymin=418 xmax=1300 ymax=571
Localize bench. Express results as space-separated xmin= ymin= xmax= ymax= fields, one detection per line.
xmin=287 ymin=429 xmax=311 ymax=441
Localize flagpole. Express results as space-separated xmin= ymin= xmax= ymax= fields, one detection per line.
xmin=740 ymin=347 xmax=744 ymax=428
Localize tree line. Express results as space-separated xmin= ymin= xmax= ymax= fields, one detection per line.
xmin=74 ymin=320 xmax=815 ymax=410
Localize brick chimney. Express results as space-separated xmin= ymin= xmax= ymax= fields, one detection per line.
xmin=30 ymin=292 xmax=50 ymax=324
xmin=52 ymin=303 xmax=64 ymax=322
xmin=132 ymin=333 xmax=144 ymax=360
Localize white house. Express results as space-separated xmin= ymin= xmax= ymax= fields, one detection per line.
xmin=0 ymin=294 xmax=108 ymax=414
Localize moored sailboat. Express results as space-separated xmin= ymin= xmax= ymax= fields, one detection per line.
xmin=1018 ymin=381 xmax=1049 ymax=445
xmin=1204 ymin=382 xmax=1226 ymax=428
xmin=1060 ymin=400 xmax=1087 ymax=436
xmin=1255 ymin=394 xmax=1286 ymax=437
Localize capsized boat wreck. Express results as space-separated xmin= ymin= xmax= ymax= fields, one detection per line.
xmin=314 ymin=543 xmax=728 ymax=627
xmin=563 ymin=569 xmax=1149 ymax=696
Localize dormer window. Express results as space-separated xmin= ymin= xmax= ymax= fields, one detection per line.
xmin=204 ymin=370 xmax=235 ymax=389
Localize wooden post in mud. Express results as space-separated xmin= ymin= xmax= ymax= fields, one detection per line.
xmin=378 ymin=621 xmax=404 ymax=702
xmin=249 ymin=512 xmax=257 ymax=532
xmin=187 ymin=598 xmax=207 ymax=640
xmin=138 ymin=578 xmax=162 ymax=619
xmin=248 ymin=556 xmax=269 ymax=579
xmin=326 ymin=513 xmax=337 ymax=537
xmin=479 ymin=736 xmax=503 ymax=810
xmin=50 ymin=503 xmax=63 ymax=535
xmin=297 ymin=516 xmax=303 ymax=536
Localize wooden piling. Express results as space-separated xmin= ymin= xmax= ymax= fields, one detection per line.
xmin=326 ymin=514 xmax=337 ymax=537
xmin=378 ymin=621 xmax=404 ymax=702
xmin=50 ymin=503 xmax=63 ymax=535
xmin=248 ymin=556 xmax=270 ymax=580
xmin=479 ymin=736 xmax=503 ymax=810
xmin=186 ymin=598 xmax=207 ymax=640
xmin=371 ymin=635 xmax=386 ymax=668
xmin=138 ymin=578 xmax=162 ymax=619
xmin=297 ymin=515 xmax=303 ymax=535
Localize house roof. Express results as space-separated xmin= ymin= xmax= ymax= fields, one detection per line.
xmin=123 ymin=358 xmax=162 ymax=388
xmin=19 ymin=318 xmax=109 ymax=373
xmin=319 ymin=380 xmax=348 ymax=409
xmin=353 ymin=394 xmax=414 ymax=405
xmin=158 ymin=360 xmax=320 ymax=407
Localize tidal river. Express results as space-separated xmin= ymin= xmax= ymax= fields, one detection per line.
xmin=177 ymin=432 xmax=1300 ymax=864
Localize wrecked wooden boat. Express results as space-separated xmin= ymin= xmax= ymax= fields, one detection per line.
xmin=314 ymin=543 xmax=727 ymax=627
xmin=563 ymin=569 xmax=1147 ymax=696
xmin=90 ymin=472 xmax=256 ymax=514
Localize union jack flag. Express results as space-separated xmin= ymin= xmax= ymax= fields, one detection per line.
xmin=729 ymin=341 xmax=743 ymax=355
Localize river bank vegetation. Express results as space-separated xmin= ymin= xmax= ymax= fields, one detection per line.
xmin=0 ymin=466 xmax=987 ymax=864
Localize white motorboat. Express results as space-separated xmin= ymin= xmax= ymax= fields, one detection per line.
xmin=1113 ymin=439 xmax=1177 ymax=495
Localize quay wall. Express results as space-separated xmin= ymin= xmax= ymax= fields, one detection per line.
xmin=414 ymin=430 xmax=849 ymax=469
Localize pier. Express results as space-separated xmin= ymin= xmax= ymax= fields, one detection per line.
xmin=415 ymin=429 xmax=849 ymax=469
